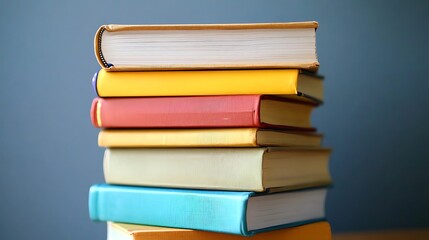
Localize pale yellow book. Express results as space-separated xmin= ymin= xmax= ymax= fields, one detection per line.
xmin=107 ymin=221 xmax=332 ymax=240
xmin=98 ymin=128 xmax=322 ymax=147
xmin=104 ymin=148 xmax=331 ymax=192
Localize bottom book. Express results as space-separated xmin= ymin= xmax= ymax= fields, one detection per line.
xmin=107 ymin=221 xmax=332 ymax=240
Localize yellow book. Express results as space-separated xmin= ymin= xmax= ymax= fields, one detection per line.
xmin=93 ymin=69 xmax=323 ymax=102
xmin=107 ymin=221 xmax=332 ymax=240
xmin=98 ymin=128 xmax=322 ymax=147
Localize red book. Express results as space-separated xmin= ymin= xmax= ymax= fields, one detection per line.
xmin=90 ymin=95 xmax=316 ymax=130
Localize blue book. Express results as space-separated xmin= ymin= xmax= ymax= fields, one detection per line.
xmin=89 ymin=184 xmax=326 ymax=236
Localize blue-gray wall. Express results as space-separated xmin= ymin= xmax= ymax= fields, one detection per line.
xmin=1 ymin=0 xmax=428 ymax=239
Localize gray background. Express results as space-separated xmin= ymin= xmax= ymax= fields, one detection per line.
xmin=1 ymin=0 xmax=428 ymax=239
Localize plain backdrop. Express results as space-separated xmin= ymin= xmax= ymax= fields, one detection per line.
xmin=1 ymin=0 xmax=428 ymax=239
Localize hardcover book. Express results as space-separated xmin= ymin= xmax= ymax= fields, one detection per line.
xmin=91 ymin=95 xmax=317 ymax=130
xmin=98 ymin=128 xmax=323 ymax=147
xmin=94 ymin=22 xmax=319 ymax=71
xmin=102 ymin=148 xmax=331 ymax=192
xmin=89 ymin=184 xmax=327 ymax=236
xmin=92 ymin=69 xmax=323 ymax=102
xmin=107 ymin=221 xmax=332 ymax=240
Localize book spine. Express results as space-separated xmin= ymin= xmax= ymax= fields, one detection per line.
xmin=103 ymin=148 xmax=266 ymax=191
xmin=91 ymin=71 xmax=100 ymax=97
xmin=98 ymin=128 xmax=260 ymax=147
xmin=90 ymin=98 xmax=100 ymax=128
xmin=89 ymin=184 xmax=251 ymax=235
xmin=94 ymin=69 xmax=299 ymax=97
xmin=131 ymin=221 xmax=332 ymax=240
xmin=94 ymin=26 xmax=110 ymax=69
xmin=90 ymin=96 xmax=261 ymax=128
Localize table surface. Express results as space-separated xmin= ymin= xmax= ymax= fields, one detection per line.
xmin=334 ymin=229 xmax=429 ymax=240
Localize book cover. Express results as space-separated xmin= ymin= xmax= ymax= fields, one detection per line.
xmin=89 ymin=184 xmax=326 ymax=236
xmin=107 ymin=221 xmax=332 ymax=240
xmin=98 ymin=128 xmax=323 ymax=147
xmin=92 ymin=69 xmax=323 ymax=101
xmin=90 ymin=95 xmax=316 ymax=130
xmin=102 ymin=147 xmax=331 ymax=192
xmin=95 ymin=22 xmax=319 ymax=71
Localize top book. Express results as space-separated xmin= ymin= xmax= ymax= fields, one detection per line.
xmin=95 ymin=21 xmax=319 ymax=71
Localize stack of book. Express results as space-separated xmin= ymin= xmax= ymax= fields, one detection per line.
xmin=88 ymin=21 xmax=332 ymax=240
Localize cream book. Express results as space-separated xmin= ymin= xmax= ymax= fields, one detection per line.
xmin=95 ymin=22 xmax=319 ymax=71
xmin=107 ymin=221 xmax=332 ymax=240
xmin=103 ymin=148 xmax=331 ymax=192
xmin=98 ymin=128 xmax=323 ymax=147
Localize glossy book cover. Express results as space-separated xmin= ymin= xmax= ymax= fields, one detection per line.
xmin=89 ymin=184 xmax=326 ymax=236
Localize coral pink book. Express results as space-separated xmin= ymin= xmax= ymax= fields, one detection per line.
xmin=90 ymin=95 xmax=316 ymax=130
